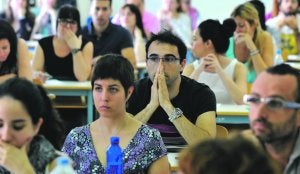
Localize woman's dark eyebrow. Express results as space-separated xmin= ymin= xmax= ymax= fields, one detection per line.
xmin=12 ymin=119 xmax=26 ymax=124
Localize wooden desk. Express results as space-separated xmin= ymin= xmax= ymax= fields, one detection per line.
xmin=43 ymin=80 xmax=93 ymax=123
xmin=285 ymin=62 xmax=300 ymax=70
xmin=216 ymin=104 xmax=249 ymax=124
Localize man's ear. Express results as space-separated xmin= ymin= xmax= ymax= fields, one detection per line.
xmin=180 ymin=59 xmax=187 ymax=72
xmin=126 ymin=86 xmax=134 ymax=101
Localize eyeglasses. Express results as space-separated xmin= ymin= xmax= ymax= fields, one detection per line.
xmin=243 ymin=94 xmax=300 ymax=109
xmin=146 ymin=55 xmax=180 ymax=63
xmin=58 ymin=19 xmax=77 ymax=26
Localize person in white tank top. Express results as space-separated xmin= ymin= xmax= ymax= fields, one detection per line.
xmin=183 ymin=19 xmax=247 ymax=104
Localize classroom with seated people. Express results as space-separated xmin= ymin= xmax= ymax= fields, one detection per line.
xmin=0 ymin=0 xmax=300 ymax=173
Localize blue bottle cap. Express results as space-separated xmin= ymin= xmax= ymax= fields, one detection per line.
xmin=110 ymin=136 xmax=120 ymax=144
xmin=276 ymin=49 xmax=282 ymax=55
xmin=57 ymin=156 xmax=70 ymax=166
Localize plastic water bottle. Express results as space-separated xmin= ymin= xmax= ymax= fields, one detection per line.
xmin=50 ymin=156 xmax=76 ymax=174
xmin=281 ymin=25 xmax=298 ymax=60
xmin=106 ymin=137 xmax=123 ymax=174
xmin=274 ymin=49 xmax=284 ymax=65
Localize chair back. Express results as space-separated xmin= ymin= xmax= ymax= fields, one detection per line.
xmin=216 ymin=125 xmax=229 ymax=138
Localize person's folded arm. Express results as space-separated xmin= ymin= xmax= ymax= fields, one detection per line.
xmin=162 ymin=103 xmax=216 ymax=145
xmin=17 ymin=39 xmax=32 ymax=80
xmin=121 ymin=47 xmax=137 ymax=69
xmin=72 ymin=41 xmax=93 ymax=81
xmin=217 ymin=62 xmax=247 ymax=104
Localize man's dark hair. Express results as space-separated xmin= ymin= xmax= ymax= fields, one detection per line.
xmin=145 ymin=31 xmax=187 ymax=63
xmin=266 ymin=64 xmax=300 ymax=102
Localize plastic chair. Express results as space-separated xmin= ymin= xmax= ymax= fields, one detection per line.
xmin=216 ymin=125 xmax=229 ymax=138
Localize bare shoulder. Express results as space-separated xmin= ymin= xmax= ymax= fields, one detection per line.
xmin=182 ymin=63 xmax=195 ymax=76
xmin=18 ymin=38 xmax=27 ymax=45
xmin=17 ymin=38 xmax=28 ymax=50
xmin=234 ymin=60 xmax=247 ymax=72
xmin=261 ymin=31 xmax=273 ymax=43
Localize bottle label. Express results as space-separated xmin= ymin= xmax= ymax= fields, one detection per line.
xmin=281 ymin=33 xmax=298 ymax=61
xmin=106 ymin=162 xmax=122 ymax=174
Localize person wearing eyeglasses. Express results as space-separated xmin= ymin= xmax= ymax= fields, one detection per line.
xmin=243 ymin=63 xmax=300 ymax=174
xmin=32 ymin=4 xmax=93 ymax=82
xmin=127 ymin=31 xmax=216 ymax=145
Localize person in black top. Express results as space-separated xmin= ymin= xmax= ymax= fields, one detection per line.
xmin=127 ymin=31 xmax=216 ymax=145
xmin=82 ymin=0 xmax=136 ymax=68
xmin=32 ymin=4 xmax=93 ymax=82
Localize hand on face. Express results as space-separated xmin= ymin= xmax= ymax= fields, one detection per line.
xmin=201 ymin=53 xmax=221 ymax=73
xmin=234 ymin=32 xmax=256 ymax=52
xmin=62 ymin=29 xmax=82 ymax=50
xmin=0 ymin=139 xmax=33 ymax=173
xmin=285 ymin=15 xmax=297 ymax=28
xmin=234 ymin=32 xmax=249 ymax=45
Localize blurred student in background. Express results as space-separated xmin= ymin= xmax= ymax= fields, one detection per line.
xmin=112 ymin=0 xmax=161 ymax=38
xmin=231 ymin=2 xmax=274 ymax=84
xmin=183 ymin=19 xmax=247 ymax=104
xmin=266 ymin=0 xmax=299 ymax=59
xmin=120 ymin=4 xmax=147 ymax=63
xmin=158 ymin=0 xmax=193 ymax=49
xmin=0 ymin=19 xmax=32 ymax=83
xmin=249 ymin=0 xmax=267 ymax=30
xmin=83 ymin=0 xmax=136 ymax=68
xmin=180 ymin=0 xmax=200 ymax=31
xmin=30 ymin=0 xmax=57 ymax=40
xmin=33 ymin=5 xmax=93 ymax=82
xmin=0 ymin=0 xmax=35 ymax=40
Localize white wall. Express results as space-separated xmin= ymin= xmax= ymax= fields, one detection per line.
xmin=77 ymin=0 xmax=273 ymax=27
xmin=140 ymin=0 xmax=272 ymax=22
xmin=0 ymin=0 xmax=273 ymax=27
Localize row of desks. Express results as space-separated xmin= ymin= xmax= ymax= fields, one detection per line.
xmin=43 ymin=79 xmax=249 ymax=124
